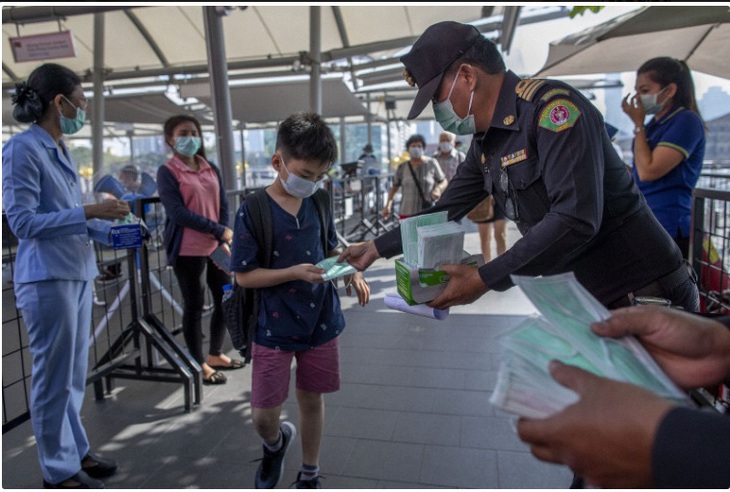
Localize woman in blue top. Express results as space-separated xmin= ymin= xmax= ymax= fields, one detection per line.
xmin=622 ymin=57 xmax=706 ymax=259
xmin=2 ymin=63 xmax=125 ymax=488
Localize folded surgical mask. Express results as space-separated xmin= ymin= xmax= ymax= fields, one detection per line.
xmin=489 ymin=272 xmax=690 ymax=420
xmin=316 ymin=256 xmax=357 ymax=282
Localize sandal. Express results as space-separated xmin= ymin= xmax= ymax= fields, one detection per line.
xmin=210 ymin=359 xmax=245 ymax=370
xmin=202 ymin=371 xmax=227 ymax=385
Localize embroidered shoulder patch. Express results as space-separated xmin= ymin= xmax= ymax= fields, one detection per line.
xmin=538 ymin=99 xmax=581 ymax=133
xmin=540 ymin=88 xmax=571 ymax=102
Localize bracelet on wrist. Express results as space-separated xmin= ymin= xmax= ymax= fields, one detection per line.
xmin=633 ymin=126 xmax=645 ymax=135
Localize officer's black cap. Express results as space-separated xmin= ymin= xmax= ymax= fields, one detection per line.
xmin=400 ymin=21 xmax=482 ymax=120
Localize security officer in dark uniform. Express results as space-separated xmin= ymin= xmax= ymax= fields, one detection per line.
xmin=338 ymin=20 xmax=699 ymax=313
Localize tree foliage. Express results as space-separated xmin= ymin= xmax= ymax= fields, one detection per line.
xmin=569 ymin=6 xmax=604 ymax=19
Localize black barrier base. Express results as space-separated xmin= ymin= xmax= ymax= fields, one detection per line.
xmin=92 ymin=317 xmax=201 ymax=413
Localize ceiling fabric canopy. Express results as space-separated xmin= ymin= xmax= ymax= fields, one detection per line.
xmin=182 ymin=77 xmax=368 ymax=125
xmin=2 ymin=4 xmax=517 ymax=129
xmin=2 ymin=5 xmax=487 ymax=85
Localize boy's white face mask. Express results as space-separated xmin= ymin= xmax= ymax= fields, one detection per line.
xmin=279 ymin=153 xmax=323 ymax=199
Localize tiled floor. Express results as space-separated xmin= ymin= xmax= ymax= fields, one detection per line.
xmin=2 ymin=224 xmax=574 ymax=489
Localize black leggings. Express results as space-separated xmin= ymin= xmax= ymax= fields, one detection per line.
xmin=173 ymin=256 xmax=231 ymax=364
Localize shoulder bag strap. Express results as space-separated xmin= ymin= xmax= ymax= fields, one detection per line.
xmin=406 ymin=161 xmax=428 ymax=204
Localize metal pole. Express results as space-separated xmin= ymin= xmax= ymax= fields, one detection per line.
xmin=338 ymin=116 xmax=347 ymax=165
xmin=202 ymin=6 xmax=236 ymax=191
xmin=239 ymin=127 xmax=246 ymax=189
xmin=309 ymin=6 xmax=322 ymax=114
xmin=127 ymin=130 xmax=135 ymax=165
xmin=92 ymin=13 xmax=105 ymax=180
xmin=366 ymin=93 xmax=372 ymax=145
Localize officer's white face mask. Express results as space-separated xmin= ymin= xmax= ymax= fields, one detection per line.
xmin=433 ymin=72 xmax=476 ymax=136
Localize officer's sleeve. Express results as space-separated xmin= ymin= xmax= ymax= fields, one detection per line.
xmin=479 ymin=92 xmax=606 ymax=290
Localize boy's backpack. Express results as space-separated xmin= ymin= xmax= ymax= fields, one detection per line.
xmin=223 ymin=187 xmax=332 ymax=365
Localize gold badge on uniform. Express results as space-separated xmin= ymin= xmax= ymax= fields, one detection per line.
xmin=481 ymin=153 xmax=486 ymax=165
xmin=503 ymin=115 xmax=515 ymax=126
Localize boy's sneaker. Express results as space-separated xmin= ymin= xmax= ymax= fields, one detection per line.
xmin=290 ymin=472 xmax=323 ymax=489
xmin=255 ymin=421 xmax=296 ymax=489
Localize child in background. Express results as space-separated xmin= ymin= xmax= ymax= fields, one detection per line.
xmin=231 ymin=112 xmax=370 ymax=489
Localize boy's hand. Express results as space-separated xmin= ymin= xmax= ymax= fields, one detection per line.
xmin=291 ymin=264 xmax=326 ymax=283
xmin=346 ymin=272 xmax=370 ymax=306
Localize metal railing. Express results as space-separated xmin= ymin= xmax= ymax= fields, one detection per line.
xmin=2 ymin=174 xmax=397 ymax=433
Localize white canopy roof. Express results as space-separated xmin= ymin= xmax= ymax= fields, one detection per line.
xmin=1 ymin=4 xmax=541 ymax=128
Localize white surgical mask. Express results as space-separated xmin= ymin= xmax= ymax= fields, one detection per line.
xmin=279 ymin=154 xmax=322 ymax=199
xmin=439 ymin=142 xmax=453 ymax=153
xmin=408 ymin=147 xmax=424 ymax=159
xmin=639 ymin=87 xmax=667 ymax=115
xmin=432 ymin=73 xmax=476 ymax=136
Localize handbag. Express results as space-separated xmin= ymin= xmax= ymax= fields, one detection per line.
xmin=406 ymin=161 xmax=433 ymax=210
xmin=466 ymin=196 xmax=495 ymax=222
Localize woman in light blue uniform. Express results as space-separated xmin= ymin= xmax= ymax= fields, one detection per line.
xmin=2 ymin=63 xmax=128 ymax=489
xmin=622 ymin=57 xmax=706 ymax=259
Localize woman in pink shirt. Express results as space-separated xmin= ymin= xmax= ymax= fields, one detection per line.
xmin=157 ymin=115 xmax=242 ymax=385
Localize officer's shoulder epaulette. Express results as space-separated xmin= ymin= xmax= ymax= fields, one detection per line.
xmin=515 ymin=78 xmax=546 ymax=102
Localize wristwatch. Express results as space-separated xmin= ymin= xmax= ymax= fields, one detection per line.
xmin=633 ymin=126 xmax=645 ymax=135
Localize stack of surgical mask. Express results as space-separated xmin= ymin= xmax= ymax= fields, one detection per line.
xmin=416 ymin=222 xmax=464 ymax=269
xmin=399 ymin=211 xmax=463 ymax=268
xmin=489 ymin=272 xmax=690 ymax=419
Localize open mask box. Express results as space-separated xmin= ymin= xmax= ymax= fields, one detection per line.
xmin=394 ymin=253 xmax=484 ymax=305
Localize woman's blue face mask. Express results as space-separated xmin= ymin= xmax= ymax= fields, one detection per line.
xmin=58 ymin=95 xmax=86 ymax=135
xmin=174 ymin=136 xmax=202 ymax=157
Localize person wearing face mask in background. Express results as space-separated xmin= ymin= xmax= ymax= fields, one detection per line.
xmin=2 ymin=63 xmax=123 ymax=488
xmin=622 ymin=57 xmax=706 ymax=259
xmin=157 ymin=114 xmax=243 ymax=386
xmin=340 ymin=22 xmax=698 ymax=315
xmin=230 ymin=112 xmax=369 ymax=488
xmin=382 ymin=133 xmax=447 ymax=220
xmin=433 ymin=131 xmax=465 ymax=183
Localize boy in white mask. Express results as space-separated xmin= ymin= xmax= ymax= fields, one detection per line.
xmin=231 ymin=112 xmax=369 ymax=489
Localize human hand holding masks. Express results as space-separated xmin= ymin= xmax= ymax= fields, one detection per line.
xmin=489 ymin=273 xmax=689 ymax=419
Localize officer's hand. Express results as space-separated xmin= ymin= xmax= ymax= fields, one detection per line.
xmin=427 ymin=264 xmax=488 ymax=310
xmin=337 ymin=241 xmax=380 ymax=272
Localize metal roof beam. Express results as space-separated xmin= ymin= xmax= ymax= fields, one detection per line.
xmin=2 ymin=6 xmax=137 ymax=25
xmin=124 ymin=10 xmax=169 ymax=68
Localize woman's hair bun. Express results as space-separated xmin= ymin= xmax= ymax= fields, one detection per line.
xmin=11 ymin=82 xmax=44 ymax=123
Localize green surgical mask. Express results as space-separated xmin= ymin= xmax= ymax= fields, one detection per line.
xmin=490 ymin=273 xmax=690 ymax=419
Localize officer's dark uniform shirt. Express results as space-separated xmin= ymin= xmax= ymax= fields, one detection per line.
xmin=374 ymin=70 xmax=684 ymax=307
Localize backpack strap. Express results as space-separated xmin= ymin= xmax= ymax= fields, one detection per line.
xmin=245 ymin=188 xmax=274 ymax=268
xmin=312 ymin=188 xmax=331 ymax=255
